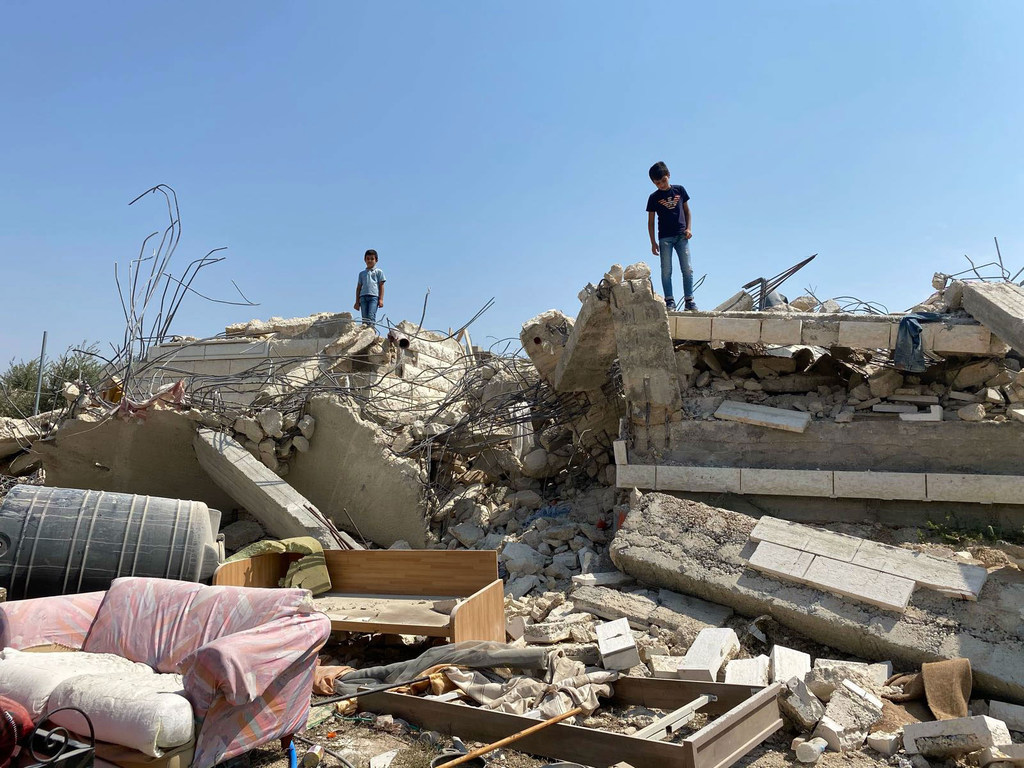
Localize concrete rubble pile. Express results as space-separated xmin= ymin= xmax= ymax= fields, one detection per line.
xmin=2 ymin=262 xmax=1024 ymax=768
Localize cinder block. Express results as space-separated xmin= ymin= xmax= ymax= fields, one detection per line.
xmin=838 ymin=321 xmax=892 ymax=349
xmin=677 ymin=627 xmax=740 ymax=682
xmin=800 ymin=323 xmax=840 ymax=347
xmin=616 ymin=464 xmax=656 ymax=489
xmin=927 ymin=324 xmax=992 ymax=355
xmin=760 ymin=318 xmax=802 ymax=345
xmin=926 ymin=473 xmax=1024 ymax=505
xmin=741 ymin=468 xmax=833 ymax=497
xmin=712 ymin=317 xmax=761 ymax=343
xmin=903 ymin=716 xmax=1012 ymax=758
xmin=655 ymin=465 xmax=741 ymax=493
xmin=833 ymin=471 xmax=927 ymax=501
xmin=673 ymin=315 xmax=713 ymax=341
xmin=724 ymin=655 xmax=770 ymax=686
xmin=769 ymin=645 xmax=812 ymax=683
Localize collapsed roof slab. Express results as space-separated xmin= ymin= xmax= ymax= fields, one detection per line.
xmin=962 ymin=281 xmax=1024 ymax=357
xmin=286 ymin=394 xmax=428 ymax=548
xmin=611 ymin=492 xmax=1024 ymax=704
xmin=31 ymin=409 xmax=235 ymax=511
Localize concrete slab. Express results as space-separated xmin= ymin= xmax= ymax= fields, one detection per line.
xmin=903 ymin=715 xmax=1012 ymax=758
xmin=852 ymin=539 xmax=988 ymax=599
xmin=988 ymin=699 xmax=1024 ymax=731
xmin=713 ymin=401 xmax=812 ymax=433
xmin=616 ymin=464 xmax=656 ymax=489
xmin=747 ymin=541 xmax=814 ymax=583
xmin=962 ymin=281 xmax=1024 ymax=356
xmin=551 ymin=294 xmax=617 ymax=392
xmin=672 ymin=315 xmax=713 ymax=341
xmin=194 ymin=429 xmax=345 ymax=547
xmin=724 ymin=655 xmax=770 ymax=686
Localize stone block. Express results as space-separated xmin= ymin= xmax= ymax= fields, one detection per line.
xmin=779 ymin=677 xmax=826 ymax=731
xmin=750 ymin=516 xmax=861 ymax=561
xmin=769 ymin=645 xmax=812 ymax=683
xmin=649 ymin=655 xmax=683 ymax=678
xmin=655 ymin=465 xmax=741 ymax=493
xmin=677 ymin=627 xmax=739 ymax=682
xmin=724 ymin=655 xmax=770 ymax=686
xmin=813 ymin=680 xmax=883 ymax=751
xmin=712 ymin=317 xmax=761 ymax=343
xmin=673 ymin=315 xmax=713 ymax=341
xmin=1010 ymin=406 xmax=1024 ymax=423
xmin=572 ymin=571 xmax=633 ymax=588
xmin=741 ymin=468 xmax=834 ymax=497
xmin=852 ymin=539 xmax=987 ymax=599
xmin=748 ymin=541 xmax=815 ymax=584
xmin=616 ymin=464 xmax=656 ymax=489
xmin=926 ymin=473 xmax=1024 ymax=504
xmin=988 ymin=699 xmax=1024 ymax=731
xmin=975 ymin=745 xmax=1024 ymax=767
xmin=612 ymin=440 xmax=627 ymax=465
xmin=903 ymin=715 xmax=1012 ymax=758
xmin=803 ymin=556 xmax=916 ymax=612
xmin=761 ymin=317 xmax=803 ymax=345
xmin=954 ymin=360 xmax=1001 ymax=390
xmin=865 ymin=732 xmax=901 ymax=756
xmin=595 ymin=618 xmax=641 ymax=670
xmin=928 ymin=324 xmax=991 ymax=354
xmin=570 ymin=585 xmax=657 ymax=629
xmin=838 ymin=321 xmax=891 ymax=349
xmin=868 ymin=368 xmax=904 ymax=398
xmin=833 ymin=470 xmax=927 ymax=501
xmin=714 ymin=401 xmax=812 ymax=432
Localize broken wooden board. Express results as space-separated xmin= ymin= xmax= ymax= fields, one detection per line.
xmin=713 ymin=401 xmax=812 ymax=433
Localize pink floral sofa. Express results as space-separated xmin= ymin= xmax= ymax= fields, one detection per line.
xmin=0 ymin=577 xmax=331 ymax=768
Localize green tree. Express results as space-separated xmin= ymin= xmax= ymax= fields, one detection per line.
xmin=0 ymin=343 xmax=107 ymax=419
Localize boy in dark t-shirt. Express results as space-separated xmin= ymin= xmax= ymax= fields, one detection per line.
xmin=646 ymin=161 xmax=696 ymax=311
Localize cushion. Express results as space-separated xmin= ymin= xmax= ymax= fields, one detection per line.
xmin=0 ymin=648 xmax=143 ymax=718
xmin=83 ymin=578 xmax=316 ymax=672
xmin=47 ymin=672 xmax=194 ymax=757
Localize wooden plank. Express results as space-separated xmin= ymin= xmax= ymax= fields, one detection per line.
xmin=682 ymin=683 xmax=783 ymax=768
xmin=852 ymin=540 xmax=988 ymax=600
xmin=328 ymin=618 xmax=451 ymax=636
xmin=451 ymin=579 xmax=506 ymax=642
xmin=324 ymin=550 xmax=497 ymax=597
xmin=656 ymin=466 xmax=742 ymax=493
xmin=926 ymin=473 xmax=1024 ymax=504
xmin=760 ymin=318 xmax=802 ymax=345
xmin=712 ymin=318 xmax=761 ymax=343
xmin=838 ymin=321 xmax=892 ymax=349
xmin=802 ymin=555 xmax=915 ymax=612
xmin=616 ymin=464 xmax=656 ymax=489
xmin=713 ymin=401 xmax=811 ymax=433
xmin=357 ymin=691 xmax=684 ymax=768
xmin=741 ymin=468 xmax=832 ymax=497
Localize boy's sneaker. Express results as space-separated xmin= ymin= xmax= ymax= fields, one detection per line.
xmin=684 ymin=298 xmax=699 ymax=311
xmin=665 ymin=298 xmax=677 ymax=310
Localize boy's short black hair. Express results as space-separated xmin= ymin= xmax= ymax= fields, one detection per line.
xmin=649 ymin=162 xmax=670 ymax=182
xmin=364 ymin=249 xmax=378 ymax=259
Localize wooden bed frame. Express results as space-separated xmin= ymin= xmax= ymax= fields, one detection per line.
xmin=212 ymin=549 xmax=506 ymax=643
xmin=359 ymin=677 xmax=783 ymax=768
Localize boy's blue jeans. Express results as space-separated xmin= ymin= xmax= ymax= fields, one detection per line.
xmin=659 ymin=234 xmax=693 ymax=302
xmin=360 ymin=295 xmax=378 ymax=324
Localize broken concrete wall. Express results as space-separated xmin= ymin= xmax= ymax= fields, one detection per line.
xmin=32 ymin=409 xmax=235 ymax=511
xmin=286 ymin=394 xmax=428 ymax=547
xmin=610 ymin=492 xmax=1024 ymax=703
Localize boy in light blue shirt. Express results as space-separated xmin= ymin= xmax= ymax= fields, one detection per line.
xmin=354 ymin=249 xmax=386 ymax=327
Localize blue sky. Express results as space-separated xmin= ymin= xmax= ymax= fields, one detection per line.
xmin=2 ymin=2 xmax=1022 ymax=365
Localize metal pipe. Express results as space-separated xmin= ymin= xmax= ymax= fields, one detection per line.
xmin=33 ymin=331 xmax=47 ymax=416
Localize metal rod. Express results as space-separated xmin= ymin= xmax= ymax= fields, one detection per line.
xmin=33 ymin=331 xmax=47 ymax=416
xmin=315 ymin=676 xmax=432 ymax=706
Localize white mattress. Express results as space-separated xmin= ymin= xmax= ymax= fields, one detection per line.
xmin=0 ymin=648 xmax=194 ymax=756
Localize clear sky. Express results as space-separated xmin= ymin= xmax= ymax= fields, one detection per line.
xmin=2 ymin=2 xmax=1022 ymax=365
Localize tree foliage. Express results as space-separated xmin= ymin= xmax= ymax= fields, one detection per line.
xmin=0 ymin=343 xmax=106 ymax=419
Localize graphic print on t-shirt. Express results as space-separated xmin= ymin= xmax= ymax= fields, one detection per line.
xmin=658 ymin=194 xmax=681 ymax=210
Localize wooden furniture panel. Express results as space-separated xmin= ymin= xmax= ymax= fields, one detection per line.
xmin=324 ymin=549 xmax=499 ymax=597
xmin=452 ymin=580 xmax=506 ymax=643
xmin=682 ymin=683 xmax=783 ymax=768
